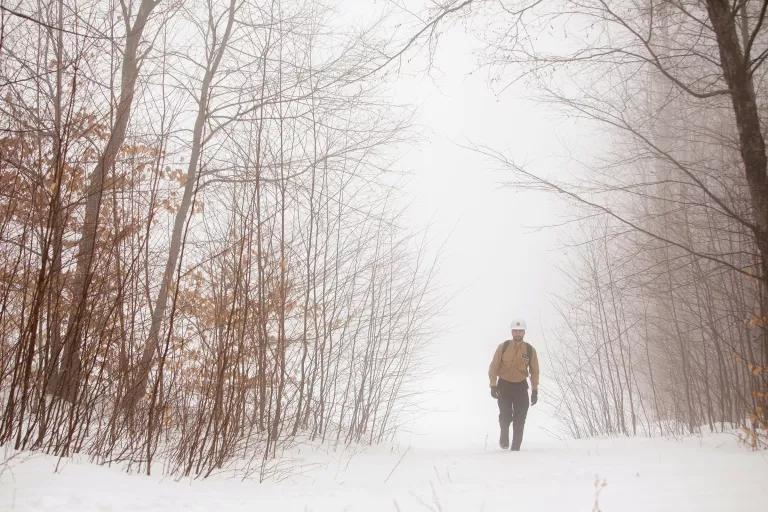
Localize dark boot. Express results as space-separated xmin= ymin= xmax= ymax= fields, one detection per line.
xmin=499 ymin=427 xmax=509 ymax=449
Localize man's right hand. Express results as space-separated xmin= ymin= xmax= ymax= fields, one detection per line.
xmin=490 ymin=386 xmax=499 ymax=399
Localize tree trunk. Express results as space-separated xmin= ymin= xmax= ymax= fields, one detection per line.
xmin=122 ymin=0 xmax=238 ymax=412
xmin=706 ymin=0 xmax=768 ymax=421
xmin=54 ymin=0 xmax=158 ymax=401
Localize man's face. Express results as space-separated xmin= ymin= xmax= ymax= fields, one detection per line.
xmin=511 ymin=329 xmax=525 ymax=340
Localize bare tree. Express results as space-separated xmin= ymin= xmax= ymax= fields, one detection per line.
xmin=0 ymin=0 xmax=438 ymax=477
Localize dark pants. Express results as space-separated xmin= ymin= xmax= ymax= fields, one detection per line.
xmin=497 ymin=379 xmax=530 ymax=450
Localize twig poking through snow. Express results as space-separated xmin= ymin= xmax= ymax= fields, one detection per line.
xmin=384 ymin=446 xmax=411 ymax=483
xmin=592 ymin=475 xmax=608 ymax=512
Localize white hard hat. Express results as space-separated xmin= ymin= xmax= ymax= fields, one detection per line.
xmin=510 ymin=319 xmax=527 ymax=331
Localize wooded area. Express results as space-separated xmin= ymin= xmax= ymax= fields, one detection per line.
xmin=2 ymin=0 xmax=767 ymax=484
xmin=441 ymin=0 xmax=768 ymax=445
xmin=0 ymin=0 xmax=433 ymax=477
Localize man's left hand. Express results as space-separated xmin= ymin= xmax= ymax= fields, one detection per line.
xmin=531 ymin=389 xmax=538 ymax=406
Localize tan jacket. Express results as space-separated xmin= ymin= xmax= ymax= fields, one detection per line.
xmin=488 ymin=340 xmax=540 ymax=389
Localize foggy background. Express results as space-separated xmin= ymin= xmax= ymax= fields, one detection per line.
xmin=373 ymin=16 xmax=590 ymax=447
xmin=5 ymin=0 xmax=764 ymax=481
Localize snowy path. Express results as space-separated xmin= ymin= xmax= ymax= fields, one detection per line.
xmin=2 ymin=433 xmax=767 ymax=511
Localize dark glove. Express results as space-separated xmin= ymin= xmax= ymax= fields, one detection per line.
xmin=531 ymin=389 xmax=538 ymax=406
xmin=490 ymin=386 xmax=499 ymax=399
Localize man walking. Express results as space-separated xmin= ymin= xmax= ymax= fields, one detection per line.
xmin=488 ymin=319 xmax=540 ymax=451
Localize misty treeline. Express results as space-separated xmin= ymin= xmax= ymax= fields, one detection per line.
xmin=421 ymin=0 xmax=768 ymax=444
xmin=0 ymin=0 xmax=434 ymax=477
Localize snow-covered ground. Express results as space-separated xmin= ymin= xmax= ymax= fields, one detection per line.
xmin=2 ymin=432 xmax=767 ymax=512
